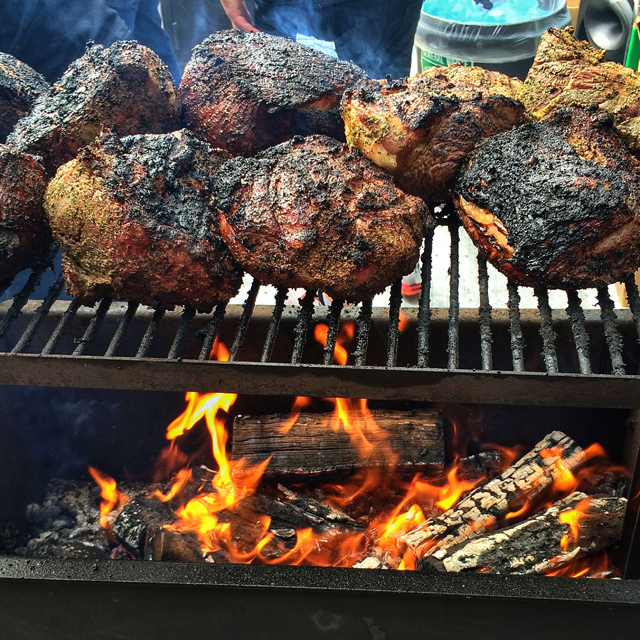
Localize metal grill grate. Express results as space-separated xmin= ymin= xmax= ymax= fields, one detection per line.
xmin=1 ymin=215 xmax=640 ymax=407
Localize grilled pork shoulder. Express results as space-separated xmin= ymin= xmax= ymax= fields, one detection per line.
xmin=215 ymin=135 xmax=428 ymax=301
xmin=0 ymin=145 xmax=51 ymax=281
xmin=454 ymin=106 xmax=640 ymax=290
xmin=8 ymin=41 xmax=180 ymax=176
xmin=44 ymin=130 xmax=242 ymax=311
xmin=520 ymin=27 xmax=640 ymax=152
xmin=341 ymin=65 xmax=526 ymax=203
xmin=180 ymin=30 xmax=375 ymax=157
xmin=0 ymin=53 xmax=50 ymax=143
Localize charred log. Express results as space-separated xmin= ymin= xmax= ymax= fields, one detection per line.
xmin=421 ymin=492 xmax=626 ymax=575
xmin=231 ymin=409 xmax=444 ymax=476
xmin=402 ymin=431 xmax=585 ymax=557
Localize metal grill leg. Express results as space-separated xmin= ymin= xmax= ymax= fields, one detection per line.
xmin=598 ymin=287 xmax=625 ymax=375
xmin=507 ymin=281 xmax=525 ymax=373
xmin=566 ymin=290 xmax=592 ymax=375
xmin=534 ymin=288 xmax=558 ymax=374
xmin=477 ymin=255 xmax=493 ymax=371
xmin=417 ymin=228 xmax=434 ymax=368
xmin=229 ymin=279 xmax=261 ymax=362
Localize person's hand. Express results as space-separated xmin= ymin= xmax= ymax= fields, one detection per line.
xmin=219 ymin=0 xmax=259 ymax=32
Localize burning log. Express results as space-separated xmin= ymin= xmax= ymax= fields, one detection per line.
xmin=421 ymin=492 xmax=626 ymax=575
xmin=402 ymin=431 xmax=585 ymax=557
xmin=150 ymin=529 xmax=205 ymax=563
xmin=231 ymin=409 xmax=444 ymax=476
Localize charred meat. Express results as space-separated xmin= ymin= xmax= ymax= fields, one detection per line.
xmin=8 ymin=41 xmax=180 ymax=176
xmin=0 ymin=53 xmax=50 ymax=143
xmin=0 ymin=145 xmax=51 ymax=281
xmin=454 ymin=107 xmax=640 ymax=290
xmin=44 ymin=130 xmax=242 ymax=311
xmin=520 ymin=27 xmax=640 ymax=152
xmin=215 ymin=135 xmax=428 ymax=301
xmin=341 ymin=64 xmax=526 ymax=203
xmin=180 ymin=30 xmax=375 ymax=157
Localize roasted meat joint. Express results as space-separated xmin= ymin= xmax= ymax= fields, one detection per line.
xmin=3 ymin=20 xmax=640 ymax=640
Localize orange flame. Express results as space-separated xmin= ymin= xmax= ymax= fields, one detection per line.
xmin=153 ymin=467 xmax=192 ymax=503
xmin=435 ymin=467 xmax=477 ymax=511
xmin=88 ymin=466 xmax=129 ymax=529
xmin=209 ymin=337 xmax=230 ymax=361
xmin=314 ymin=321 xmax=356 ymax=366
xmin=398 ymin=310 xmax=409 ymax=333
xmin=278 ymin=396 xmax=313 ymax=434
xmin=559 ymin=497 xmax=592 ymax=552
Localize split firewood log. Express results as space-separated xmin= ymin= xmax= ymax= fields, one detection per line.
xmin=402 ymin=431 xmax=585 ymax=557
xmin=421 ymin=492 xmax=626 ymax=575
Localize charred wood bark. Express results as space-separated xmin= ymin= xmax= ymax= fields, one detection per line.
xmin=402 ymin=431 xmax=585 ymax=557
xmin=421 ymin=492 xmax=626 ymax=575
xmin=231 ymin=409 xmax=444 ymax=476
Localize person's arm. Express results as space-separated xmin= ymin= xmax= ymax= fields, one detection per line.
xmin=219 ymin=0 xmax=259 ymax=31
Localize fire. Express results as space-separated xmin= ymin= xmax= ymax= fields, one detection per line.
xmin=88 ymin=466 xmax=129 ymax=529
xmin=209 ymin=337 xmax=230 ymax=361
xmin=398 ymin=310 xmax=409 ymax=333
xmin=540 ymin=445 xmax=579 ymax=494
xmin=559 ymin=497 xmax=592 ymax=552
xmin=314 ymin=321 xmax=356 ymax=366
xmin=153 ymin=467 xmax=192 ymax=503
xmin=278 ymin=396 xmax=313 ymax=434
xmin=435 ymin=467 xmax=477 ymax=511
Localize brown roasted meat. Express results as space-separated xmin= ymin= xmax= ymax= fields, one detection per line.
xmin=454 ymin=106 xmax=640 ymax=290
xmin=44 ymin=130 xmax=242 ymax=311
xmin=520 ymin=27 xmax=640 ymax=152
xmin=0 ymin=53 xmax=50 ymax=143
xmin=0 ymin=145 xmax=51 ymax=281
xmin=214 ymin=135 xmax=428 ymax=301
xmin=341 ymin=64 xmax=526 ymax=203
xmin=8 ymin=41 xmax=180 ymax=176
xmin=180 ymin=30 xmax=375 ymax=157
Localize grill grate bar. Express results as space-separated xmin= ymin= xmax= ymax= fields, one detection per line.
xmin=229 ymin=279 xmax=260 ymax=362
xmin=291 ymin=289 xmax=316 ymax=364
xmin=477 ymin=255 xmax=493 ymax=371
xmin=167 ymin=307 xmax=195 ymax=360
xmin=597 ymin=287 xmax=625 ymax=375
xmin=11 ymin=273 xmax=65 ymax=354
xmin=42 ymin=299 xmax=81 ymax=355
xmin=0 ymin=257 xmax=54 ymax=342
xmin=72 ymin=298 xmax=112 ymax=356
xmin=447 ymin=222 xmax=460 ymax=370
xmin=104 ymin=301 xmax=139 ymax=357
xmin=566 ymin=290 xmax=592 ymax=375
xmin=534 ymin=288 xmax=559 ymax=374
xmin=260 ymin=288 xmax=286 ymax=363
xmin=417 ymin=228 xmax=434 ymax=368
xmin=199 ymin=302 xmax=228 ymax=361
xmin=386 ymin=280 xmax=402 ymax=368
xmin=323 ymin=299 xmax=344 ymax=365
xmin=353 ymin=299 xmax=372 ymax=367
xmin=507 ymin=281 xmax=525 ymax=373
xmin=136 ymin=308 xmax=165 ymax=358
xmin=625 ymin=276 xmax=640 ymax=344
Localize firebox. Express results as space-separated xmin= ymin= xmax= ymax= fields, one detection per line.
xmin=1 ymin=215 xmax=640 ymax=639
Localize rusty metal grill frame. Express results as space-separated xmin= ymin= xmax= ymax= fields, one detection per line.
xmin=2 ymin=213 xmax=640 ymax=407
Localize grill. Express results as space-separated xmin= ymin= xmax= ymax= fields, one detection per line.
xmin=2 ymin=209 xmax=640 ymax=639
xmin=2 ymin=210 xmax=640 ymax=407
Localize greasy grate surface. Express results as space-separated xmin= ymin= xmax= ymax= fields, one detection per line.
xmin=1 ymin=212 xmax=640 ymax=406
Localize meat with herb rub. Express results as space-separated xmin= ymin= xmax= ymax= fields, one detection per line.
xmin=454 ymin=106 xmax=640 ymax=290
xmin=8 ymin=41 xmax=180 ymax=176
xmin=520 ymin=27 xmax=640 ymax=152
xmin=0 ymin=145 xmax=52 ymax=281
xmin=215 ymin=135 xmax=428 ymax=301
xmin=44 ymin=130 xmax=242 ymax=311
xmin=341 ymin=64 xmax=526 ymax=203
xmin=0 ymin=53 xmax=50 ymax=143
xmin=180 ymin=30 xmax=375 ymax=157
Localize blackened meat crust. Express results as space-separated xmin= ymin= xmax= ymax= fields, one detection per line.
xmin=0 ymin=53 xmax=50 ymax=143
xmin=8 ymin=41 xmax=180 ymax=176
xmin=180 ymin=30 xmax=375 ymax=156
xmin=455 ymin=107 xmax=640 ymax=289
xmin=0 ymin=145 xmax=52 ymax=281
xmin=215 ymin=135 xmax=428 ymax=301
xmin=44 ymin=130 xmax=242 ymax=311
xmin=341 ymin=64 xmax=526 ymax=203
